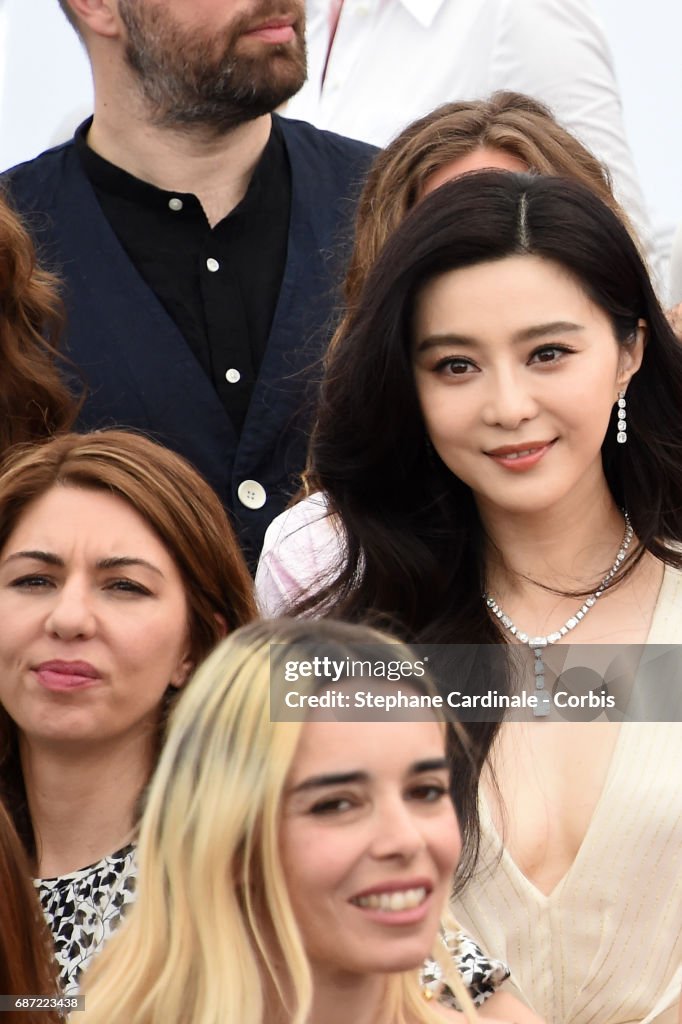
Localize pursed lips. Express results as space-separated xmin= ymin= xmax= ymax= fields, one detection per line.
xmin=33 ymin=660 xmax=102 ymax=691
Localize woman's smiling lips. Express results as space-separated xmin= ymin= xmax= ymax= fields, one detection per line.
xmin=34 ymin=660 xmax=102 ymax=692
xmin=349 ymin=878 xmax=433 ymax=924
xmin=484 ymin=439 xmax=557 ymax=471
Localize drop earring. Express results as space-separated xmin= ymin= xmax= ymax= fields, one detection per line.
xmin=616 ymin=391 xmax=627 ymax=444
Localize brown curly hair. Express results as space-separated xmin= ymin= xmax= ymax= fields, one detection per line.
xmin=0 ymin=193 xmax=77 ymax=457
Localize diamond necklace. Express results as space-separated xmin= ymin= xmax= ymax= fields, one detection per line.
xmin=484 ymin=513 xmax=634 ymax=716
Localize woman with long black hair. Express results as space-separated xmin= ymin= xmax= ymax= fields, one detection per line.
xmin=257 ymin=173 xmax=682 ymax=1023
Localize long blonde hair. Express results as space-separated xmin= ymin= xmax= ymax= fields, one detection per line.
xmin=78 ymin=619 xmax=478 ymax=1024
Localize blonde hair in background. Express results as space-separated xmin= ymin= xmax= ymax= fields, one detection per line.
xmin=344 ymin=90 xmax=636 ymax=313
xmin=78 ymin=619 xmax=477 ymax=1024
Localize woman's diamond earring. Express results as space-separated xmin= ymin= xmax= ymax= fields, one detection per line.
xmin=616 ymin=391 xmax=627 ymax=444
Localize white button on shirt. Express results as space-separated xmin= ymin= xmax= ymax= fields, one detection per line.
xmin=168 ymin=197 xmax=184 ymax=212
xmin=238 ymin=480 xmax=267 ymax=510
xmin=206 ymin=257 xmax=220 ymax=272
xmin=225 ymin=368 xmax=241 ymax=384
xmin=286 ymin=0 xmax=663 ymax=283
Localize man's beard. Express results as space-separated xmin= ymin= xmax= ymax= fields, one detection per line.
xmin=118 ymin=0 xmax=307 ymax=133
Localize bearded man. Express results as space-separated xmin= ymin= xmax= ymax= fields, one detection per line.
xmin=4 ymin=0 xmax=374 ymax=566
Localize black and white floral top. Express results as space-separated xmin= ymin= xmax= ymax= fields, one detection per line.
xmin=35 ymin=844 xmax=137 ymax=994
xmin=422 ymin=928 xmax=510 ymax=1007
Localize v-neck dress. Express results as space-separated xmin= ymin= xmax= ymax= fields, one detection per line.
xmin=452 ymin=565 xmax=682 ymax=1024
xmin=257 ymin=502 xmax=682 ymax=1022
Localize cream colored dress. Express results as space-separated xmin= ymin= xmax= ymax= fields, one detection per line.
xmin=453 ymin=565 xmax=682 ymax=1024
xmin=256 ymin=508 xmax=682 ymax=1022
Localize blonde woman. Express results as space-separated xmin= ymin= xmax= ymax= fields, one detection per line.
xmin=77 ymin=620 xmax=539 ymax=1024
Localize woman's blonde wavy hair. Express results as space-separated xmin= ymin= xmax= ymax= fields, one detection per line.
xmin=344 ymin=90 xmax=632 ymax=316
xmin=79 ymin=619 xmax=478 ymax=1024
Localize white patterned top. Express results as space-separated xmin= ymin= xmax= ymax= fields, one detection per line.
xmin=36 ymin=843 xmax=137 ymax=994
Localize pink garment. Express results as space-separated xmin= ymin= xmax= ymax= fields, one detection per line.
xmin=255 ymin=492 xmax=343 ymax=615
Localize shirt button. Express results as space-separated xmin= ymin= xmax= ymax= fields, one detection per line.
xmin=206 ymin=257 xmax=220 ymax=272
xmin=168 ymin=197 xmax=183 ymax=211
xmin=237 ymin=480 xmax=267 ymax=510
xmin=225 ymin=368 xmax=241 ymax=384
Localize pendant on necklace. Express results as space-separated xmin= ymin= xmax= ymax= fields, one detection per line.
xmin=531 ymin=641 xmax=551 ymax=717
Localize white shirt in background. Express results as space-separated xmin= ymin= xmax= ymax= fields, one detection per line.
xmin=286 ymin=0 xmax=664 ymax=286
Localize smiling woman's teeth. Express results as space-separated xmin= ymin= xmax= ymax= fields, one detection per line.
xmin=353 ymin=887 xmax=427 ymax=911
xmin=500 ymin=448 xmax=536 ymax=459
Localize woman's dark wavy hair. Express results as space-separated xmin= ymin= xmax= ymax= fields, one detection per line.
xmin=305 ymin=172 xmax=682 ymax=648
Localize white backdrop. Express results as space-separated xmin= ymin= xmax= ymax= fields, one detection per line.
xmin=0 ymin=0 xmax=680 ymax=293
xmin=592 ymin=0 xmax=682 ymax=290
xmin=0 ymin=0 xmax=93 ymax=168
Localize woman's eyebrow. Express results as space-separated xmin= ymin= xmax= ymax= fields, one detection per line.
xmin=291 ymin=770 xmax=367 ymax=793
xmin=291 ymin=757 xmax=448 ymax=794
xmin=416 ymin=321 xmax=584 ymax=352
xmin=96 ymin=556 xmax=164 ymax=577
xmin=409 ymin=757 xmax=449 ymax=775
xmin=0 ymin=551 xmax=164 ymax=577
xmin=511 ymin=320 xmax=584 ymax=343
xmin=1 ymin=549 xmax=63 ymax=567
xmin=415 ymin=332 xmax=477 ymax=352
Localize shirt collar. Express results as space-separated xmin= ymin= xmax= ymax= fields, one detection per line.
xmin=74 ymin=115 xmax=284 ymax=222
xmin=398 ymin=0 xmax=446 ymax=29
